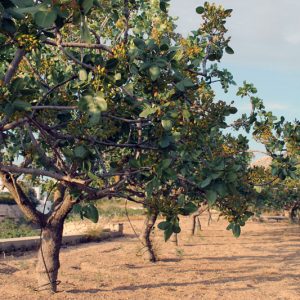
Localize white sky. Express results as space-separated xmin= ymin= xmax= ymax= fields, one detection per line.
xmin=170 ymin=0 xmax=300 ymax=153
xmin=170 ymin=0 xmax=300 ymax=71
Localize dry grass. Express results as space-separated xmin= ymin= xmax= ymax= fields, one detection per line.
xmin=1 ymin=214 xmax=300 ymax=299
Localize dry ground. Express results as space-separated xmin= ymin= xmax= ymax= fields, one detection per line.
xmin=1 ymin=213 xmax=300 ymax=300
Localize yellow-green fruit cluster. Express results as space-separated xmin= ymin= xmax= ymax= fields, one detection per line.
xmin=16 ymin=34 xmax=39 ymax=52
xmin=112 ymin=43 xmax=126 ymax=59
xmin=95 ymin=66 xmax=106 ymax=76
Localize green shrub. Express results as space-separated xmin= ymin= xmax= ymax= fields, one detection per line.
xmin=0 ymin=192 xmax=15 ymax=205
xmin=98 ymin=205 xmax=145 ymax=218
xmin=0 ymin=219 xmax=38 ymax=239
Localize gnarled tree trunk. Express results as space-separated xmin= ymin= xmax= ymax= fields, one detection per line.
xmin=35 ymin=187 xmax=74 ymax=293
xmin=141 ymin=210 xmax=158 ymax=262
xmin=0 ymin=174 xmax=74 ymax=294
xmin=36 ymin=221 xmax=64 ymax=293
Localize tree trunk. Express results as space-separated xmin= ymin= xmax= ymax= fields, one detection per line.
xmin=290 ymin=205 xmax=300 ymax=224
xmin=171 ymin=233 xmax=178 ymax=246
xmin=191 ymin=213 xmax=201 ymax=236
xmin=141 ymin=210 xmax=158 ymax=262
xmin=197 ymin=216 xmax=202 ymax=231
xmin=191 ymin=203 xmax=207 ymax=236
xmin=36 ymin=221 xmax=64 ymax=293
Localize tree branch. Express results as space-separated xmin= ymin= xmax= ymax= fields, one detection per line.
xmin=2 ymin=48 xmax=26 ymax=85
xmin=0 ymin=164 xmax=87 ymax=186
xmin=44 ymin=39 xmax=112 ymax=53
xmin=0 ymin=172 xmax=43 ymax=224
xmin=0 ymin=118 xmax=27 ymax=132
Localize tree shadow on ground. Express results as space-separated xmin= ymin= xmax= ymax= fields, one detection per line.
xmin=111 ymin=273 xmax=300 ymax=292
xmin=67 ymin=288 xmax=105 ymax=294
xmin=0 ymin=263 xmax=19 ymax=274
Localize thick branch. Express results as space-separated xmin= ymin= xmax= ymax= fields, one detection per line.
xmin=0 ymin=172 xmax=43 ymax=224
xmin=0 ymin=118 xmax=27 ymax=132
xmin=2 ymin=48 xmax=26 ymax=85
xmin=38 ymin=123 xmax=158 ymax=150
xmin=0 ymin=164 xmax=87 ymax=186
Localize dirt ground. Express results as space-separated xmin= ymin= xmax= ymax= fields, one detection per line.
xmin=1 ymin=213 xmax=300 ymax=300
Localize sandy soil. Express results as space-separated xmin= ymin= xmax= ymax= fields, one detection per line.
xmin=1 ymin=213 xmax=300 ymax=300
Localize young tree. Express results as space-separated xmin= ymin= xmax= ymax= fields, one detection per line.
xmin=249 ymin=130 xmax=300 ymax=222
xmin=0 ymin=0 xmax=298 ymax=293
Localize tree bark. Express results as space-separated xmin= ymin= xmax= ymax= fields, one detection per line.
xmin=3 ymin=48 xmax=26 ymax=85
xmin=171 ymin=233 xmax=178 ymax=246
xmin=191 ymin=203 xmax=208 ymax=235
xmin=191 ymin=214 xmax=201 ymax=236
xmin=35 ymin=188 xmax=74 ymax=293
xmin=290 ymin=204 xmax=300 ymax=224
xmin=141 ymin=210 xmax=158 ymax=262
xmin=36 ymin=221 xmax=64 ymax=293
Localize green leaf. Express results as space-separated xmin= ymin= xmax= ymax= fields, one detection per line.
xmin=34 ymin=10 xmax=57 ymax=28
xmin=133 ymin=38 xmax=146 ymax=50
xmin=0 ymin=18 xmax=16 ymax=33
xmin=79 ymin=69 xmax=88 ymax=81
xmin=6 ymin=8 xmax=25 ymax=19
xmin=172 ymin=224 xmax=181 ymax=234
xmin=74 ymin=145 xmax=89 ymax=159
xmin=159 ymin=0 xmax=168 ymax=13
xmin=271 ymin=166 xmax=278 ymax=176
xmin=114 ymin=73 xmax=122 ymax=81
xmin=196 ymin=6 xmax=205 ymax=14
xmin=159 ymin=135 xmax=171 ymax=148
xmin=229 ymin=107 xmax=238 ymax=114
xmin=80 ymin=21 xmax=91 ymax=43
xmin=175 ymin=81 xmax=185 ymax=92
xmin=106 ymin=58 xmax=119 ymax=69
xmin=200 ymin=177 xmax=212 ymax=188
xmin=225 ymin=46 xmax=234 ymax=55
xmin=11 ymin=4 xmax=41 ymax=15
xmin=12 ymin=100 xmax=31 ymax=112
xmin=88 ymin=171 xmax=99 ymax=181
xmin=11 ymin=0 xmax=34 ymax=7
xmin=139 ymin=105 xmax=157 ymax=118
xmin=225 ymin=9 xmax=233 ymax=14
xmin=175 ymin=78 xmax=195 ymax=91
xmin=181 ymin=202 xmax=198 ymax=215
xmin=82 ymin=0 xmax=94 ymax=14
xmin=182 ymin=109 xmax=190 ymax=119
xmin=72 ymin=204 xmax=82 ymax=215
xmin=161 ymin=158 xmax=172 ymax=169
xmin=232 ymin=224 xmax=241 ymax=237
xmin=227 ymin=172 xmax=237 ymax=182
xmin=160 ymin=43 xmax=169 ymax=51
xmin=183 ymin=78 xmax=195 ymax=88
xmin=158 ymin=221 xmax=171 ymax=230
xmin=161 ymin=119 xmax=172 ymax=131
xmin=214 ymin=183 xmax=227 ymax=197
xmin=226 ymin=223 xmax=233 ymax=231
xmin=177 ymin=194 xmax=185 ymax=206
xmin=206 ymin=190 xmax=217 ymax=206
xmin=94 ymin=92 xmax=107 ymax=112
xmin=88 ymin=112 xmax=101 ymax=125
xmin=129 ymin=159 xmax=141 ymax=168
xmin=149 ymin=65 xmax=161 ymax=81
xmin=164 ymin=225 xmax=173 ymax=241
xmin=83 ymin=204 xmax=99 ymax=223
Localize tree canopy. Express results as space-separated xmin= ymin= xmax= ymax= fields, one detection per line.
xmin=0 ymin=0 xmax=299 ymax=292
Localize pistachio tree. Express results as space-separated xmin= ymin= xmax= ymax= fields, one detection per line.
xmin=249 ymin=127 xmax=300 ymax=222
xmin=0 ymin=0 xmax=299 ymax=293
